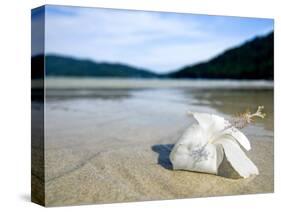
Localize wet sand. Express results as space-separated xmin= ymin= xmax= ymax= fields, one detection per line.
xmin=37 ymin=81 xmax=274 ymax=206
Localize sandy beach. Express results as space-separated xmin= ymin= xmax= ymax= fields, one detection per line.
xmin=32 ymin=79 xmax=274 ymax=206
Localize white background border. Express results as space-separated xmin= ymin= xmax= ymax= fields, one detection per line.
xmin=0 ymin=0 xmax=279 ymax=211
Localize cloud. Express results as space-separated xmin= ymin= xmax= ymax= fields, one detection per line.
xmin=42 ymin=5 xmax=274 ymax=73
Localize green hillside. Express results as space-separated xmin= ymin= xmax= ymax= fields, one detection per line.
xmin=32 ymin=55 xmax=158 ymax=78
xmin=169 ymin=32 xmax=273 ymax=79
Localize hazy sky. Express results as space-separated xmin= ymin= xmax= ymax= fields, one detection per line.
xmin=32 ymin=5 xmax=274 ymax=73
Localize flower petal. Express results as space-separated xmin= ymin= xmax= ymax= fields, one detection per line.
xmin=169 ymin=124 xmax=218 ymax=174
xmin=173 ymin=123 xmax=208 ymax=146
xmin=225 ymin=128 xmax=251 ymax=151
xmin=191 ymin=112 xmax=226 ymax=138
xmin=215 ymin=144 xmax=224 ymax=168
xmin=216 ymin=136 xmax=259 ymax=178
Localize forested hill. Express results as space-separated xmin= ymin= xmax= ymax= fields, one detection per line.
xmin=32 ymin=55 xmax=158 ymax=78
xmin=168 ymin=32 xmax=273 ymax=80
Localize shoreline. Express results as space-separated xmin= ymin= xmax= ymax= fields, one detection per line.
xmin=35 ymin=78 xmax=274 ymax=89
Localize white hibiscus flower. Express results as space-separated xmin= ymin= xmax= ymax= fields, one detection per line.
xmin=170 ymin=106 xmax=265 ymax=178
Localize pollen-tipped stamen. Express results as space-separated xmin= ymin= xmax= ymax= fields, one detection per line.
xmin=209 ymin=106 xmax=266 ymax=144
xmin=230 ymin=105 xmax=266 ymax=129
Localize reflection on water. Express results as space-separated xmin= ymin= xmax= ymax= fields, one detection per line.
xmin=46 ymin=86 xmax=273 ymax=134
xmin=46 ymin=88 xmax=132 ymax=101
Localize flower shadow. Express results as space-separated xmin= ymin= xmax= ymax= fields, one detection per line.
xmin=151 ymin=144 xmax=174 ymax=170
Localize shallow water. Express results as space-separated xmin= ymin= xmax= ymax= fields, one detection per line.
xmin=45 ymin=83 xmax=273 ymax=142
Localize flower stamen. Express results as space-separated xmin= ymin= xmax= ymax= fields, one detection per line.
xmin=229 ymin=105 xmax=266 ymax=129
xmin=208 ymin=106 xmax=266 ymax=144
